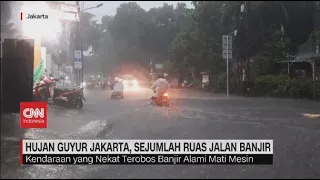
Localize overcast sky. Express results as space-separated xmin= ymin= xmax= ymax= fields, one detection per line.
xmin=65 ymin=1 xmax=193 ymax=23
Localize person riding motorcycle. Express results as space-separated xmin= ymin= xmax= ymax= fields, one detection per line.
xmin=110 ymin=77 xmax=124 ymax=98
xmin=110 ymin=77 xmax=119 ymax=90
xmin=115 ymin=79 xmax=124 ymax=91
xmin=151 ymin=74 xmax=170 ymax=101
xmin=34 ymin=71 xmax=55 ymax=102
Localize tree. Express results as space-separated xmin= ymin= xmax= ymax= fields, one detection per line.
xmin=108 ymin=2 xmax=147 ymax=70
xmin=96 ymin=15 xmax=116 ymax=75
xmin=250 ymin=30 xmax=296 ymax=77
xmin=92 ymin=1 xmax=316 ymax=88
xmin=81 ymin=12 xmax=102 ymax=53
xmin=171 ymin=1 xmax=235 ymax=76
xmin=314 ymin=30 xmax=320 ymax=47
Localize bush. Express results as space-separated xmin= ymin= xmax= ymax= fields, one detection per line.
xmin=249 ymin=75 xmax=320 ymax=100
xmin=208 ymin=71 xmax=238 ymax=94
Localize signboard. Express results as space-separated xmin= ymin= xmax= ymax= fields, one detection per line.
xmin=155 ymin=63 xmax=164 ymax=70
xmin=74 ymin=50 xmax=81 ymax=61
xmin=74 ymin=61 xmax=82 ymax=69
xmin=49 ymin=2 xmax=79 ymax=22
xmin=222 ymin=35 xmax=232 ymax=59
xmin=222 ymin=49 xmax=232 ymax=59
xmin=57 ymin=11 xmax=79 ymax=22
xmin=65 ymin=66 xmax=73 ymax=73
xmin=57 ymin=3 xmax=78 ymax=13
xmin=222 ymin=35 xmax=232 ymax=50
xmin=202 ymin=74 xmax=209 ymax=84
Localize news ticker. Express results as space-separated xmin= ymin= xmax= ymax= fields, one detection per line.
xmin=22 ymin=154 xmax=273 ymax=165
xmin=20 ymin=139 xmax=273 ymax=165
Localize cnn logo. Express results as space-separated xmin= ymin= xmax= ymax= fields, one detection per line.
xmin=23 ymin=108 xmax=45 ymax=118
xmin=20 ymin=102 xmax=47 ymax=128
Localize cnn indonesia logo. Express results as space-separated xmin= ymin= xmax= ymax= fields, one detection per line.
xmin=20 ymin=102 xmax=48 ymax=128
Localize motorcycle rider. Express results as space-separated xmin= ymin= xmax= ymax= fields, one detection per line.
xmin=111 ymin=77 xmax=124 ymax=98
xmin=115 ymin=78 xmax=124 ymax=92
xmin=34 ymin=71 xmax=55 ymax=102
xmin=150 ymin=74 xmax=170 ymax=102
xmin=110 ymin=77 xmax=119 ymax=90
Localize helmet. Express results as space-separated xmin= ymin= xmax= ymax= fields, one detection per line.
xmin=114 ymin=77 xmax=119 ymax=81
xmin=158 ymin=74 xmax=164 ymax=79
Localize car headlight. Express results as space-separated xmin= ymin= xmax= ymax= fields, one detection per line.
xmin=81 ymin=82 xmax=87 ymax=87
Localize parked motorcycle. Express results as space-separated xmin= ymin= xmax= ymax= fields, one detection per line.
xmin=182 ymin=80 xmax=197 ymax=88
xmin=52 ymin=86 xmax=86 ymax=109
xmin=33 ymin=76 xmax=86 ymax=109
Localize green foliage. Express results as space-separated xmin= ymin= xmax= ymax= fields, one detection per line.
xmin=84 ymin=0 xmax=317 ymax=97
xmin=208 ymin=70 xmax=238 ymax=93
xmin=250 ymin=30 xmax=296 ymax=77
xmin=81 ymin=12 xmax=102 ymax=53
xmin=249 ymin=75 xmax=320 ymax=100
xmin=314 ymin=30 xmax=320 ymax=46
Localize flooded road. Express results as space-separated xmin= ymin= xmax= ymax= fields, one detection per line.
xmin=2 ymin=88 xmax=320 ymax=178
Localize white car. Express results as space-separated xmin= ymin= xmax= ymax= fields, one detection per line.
xmin=121 ymin=75 xmax=139 ymax=89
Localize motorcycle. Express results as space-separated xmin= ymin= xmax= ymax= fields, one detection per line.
xmin=101 ymin=81 xmax=109 ymax=90
xmin=33 ymin=76 xmax=58 ymax=101
xmin=110 ymin=91 xmax=124 ymax=99
xmin=33 ymin=76 xmax=86 ymax=109
xmin=86 ymin=82 xmax=95 ymax=89
xmin=110 ymin=81 xmax=124 ymax=99
xmin=150 ymin=89 xmax=169 ymax=107
xmin=52 ymin=86 xmax=86 ymax=109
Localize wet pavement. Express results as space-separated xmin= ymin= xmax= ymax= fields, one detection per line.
xmin=1 ymin=88 xmax=320 ymax=179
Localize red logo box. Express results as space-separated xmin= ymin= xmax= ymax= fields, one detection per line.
xmin=20 ymin=102 xmax=48 ymax=128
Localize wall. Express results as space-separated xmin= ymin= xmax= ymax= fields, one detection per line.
xmin=1 ymin=39 xmax=34 ymax=113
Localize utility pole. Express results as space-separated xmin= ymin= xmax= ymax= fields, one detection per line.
xmin=79 ymin=1 xmax=84 ymax=85
xmin=75 ymin=1 xmax=81 ymax=86
xmin=245 ymin=1 xmax=251 ymax=93
xmin=238 ymin=2 xmax=246 ymax=95
xmin=235 ymin=3 xmax=241 ymax=95
xmin=241 ymin=1 xmax=249 ymax=95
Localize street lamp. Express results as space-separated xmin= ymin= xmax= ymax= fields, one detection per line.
xmin=96 ymin=3 xmax=103 ymax=8
xmin=81 ymin=3 xmax=103 ymax=12
xmin=79 ymin=3 xmax=103 ymax=85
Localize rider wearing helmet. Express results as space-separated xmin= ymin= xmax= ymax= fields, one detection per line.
xmin=110 ymin=77 xmax=119 ymax=90
xmin=151 ymin=74 xmax=170 ymax=100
